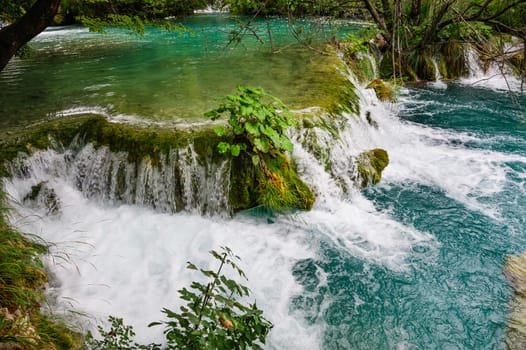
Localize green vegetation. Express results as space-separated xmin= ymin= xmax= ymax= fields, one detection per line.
xmin=86 ymin=247 xmax=272 ymax=350
xmin=206 ymin=86 xmax=315 ymax=211
xmin=366 ymin=79 xmax=395 ymax=102
xmin=205 ymin=86 xmax=296 ymax=166
xmin=355 ymin=148 xmax=389 ymax=188
xmin=0 ymin=186 xmax=80 ymax=349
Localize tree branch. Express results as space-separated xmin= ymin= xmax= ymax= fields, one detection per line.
xmin=0 ymin=0 xmax=61 ymax=71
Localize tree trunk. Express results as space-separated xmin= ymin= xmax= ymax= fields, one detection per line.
xmin=0 ymin=0 xmax=61 ymax=71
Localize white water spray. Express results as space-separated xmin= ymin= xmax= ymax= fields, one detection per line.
xmin=461 ymin=45 xmax=523 ymax=92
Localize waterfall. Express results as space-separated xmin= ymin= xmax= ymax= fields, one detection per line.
xmin=461 ymin=45 xmax=523 ymax=92
xmin=364 ymin=53 xmax=377 ymax=79
xmin=430 ymin=57 xmax=447 ymax=89
xmin=6 ymin=141 xmax=231 ymax=216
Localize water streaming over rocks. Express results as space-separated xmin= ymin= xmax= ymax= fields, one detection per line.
xmin=7 ymin=140 xmax=231 ymax=216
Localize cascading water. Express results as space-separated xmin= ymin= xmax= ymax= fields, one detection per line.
xmin=430 ymin=57 xmax=447 ymax=89
xmin=7 ymin=140 xmax=231 ymax=216
xmin=461 ymin=44 xmax=523 ymax=91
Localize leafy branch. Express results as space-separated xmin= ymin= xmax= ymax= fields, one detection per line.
xmin=205 ymin=86 xmax=296 ymax=167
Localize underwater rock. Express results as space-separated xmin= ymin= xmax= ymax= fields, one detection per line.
xmin=504 ymin=252 xmax=526 ymax=349
xmin=23 ymin=181 xmax=60 ymax=215
xmin=355 ymin=148 xmax=389 ymax=188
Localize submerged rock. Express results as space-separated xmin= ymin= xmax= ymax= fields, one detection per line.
xmin=355 ymin=148 xmax=389 ymax=188
xmin=504 ymin=252 xmax=526 ymax=349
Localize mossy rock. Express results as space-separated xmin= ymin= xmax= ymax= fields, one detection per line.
xmin=504 ymin=252 xmax=526 ymax=349
xmin=355 ymin=148 xmax=389 ymax=187
xmin=439 ymin=40 xmax=467 ymax=79
xmin=229 ymin=153 xmax=315 ymax=212
xmin=2 ymin=114 xmax=315 ymax=213
xmin=366 ymin=79 xmax=395 ymax=102
xmin=0 ymin=115 xmax=226 ymax=176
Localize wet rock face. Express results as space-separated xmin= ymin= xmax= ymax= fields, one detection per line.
xmin=23 ymin=181 xmax=60 ymax=215
xmin=366 ymin=79 xmax=395 ymax=102
xmin=504 ymin=253 xmax=526 ymax=349
xmin=355 ymin=148 xmax=389 ymax=188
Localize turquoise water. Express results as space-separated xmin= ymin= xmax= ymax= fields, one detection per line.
xmin=293 ymin=84 xmax=526 ymax=348
xmin=0 ymin=15 xmax=351 ymax=128
xmin=3 ymin=14 xmax=526 ymax=350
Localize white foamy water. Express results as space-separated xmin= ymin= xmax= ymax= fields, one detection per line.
xmin=460 ymin=45 xmax=524 ymax=92
xmin=343 ymin=76 xmax=526 ymax=219
xmin=4 ymin=67 xmax=524 ymax=347
xmin=429 ymin=57 xmax=447 ymax=90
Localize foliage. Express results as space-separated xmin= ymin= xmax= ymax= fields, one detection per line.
xmin=86 ymin=316 xmax=161 ymax=350
xmin=152 ymin=247 xmax=272 ymax=349
xmin=87 ymin=247 xmax=272 ymax=350
xmin=343 ymin=26 xmax=377 ymax=57
xmin=205 ymin=86 xmax=296 ymax=166
xmin=0 ymin=186 xmax=80 ymax=349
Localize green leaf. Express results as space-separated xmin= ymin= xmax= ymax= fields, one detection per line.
xmin=254 ymin=138 xmax=270 ymax=153
xmin=230 ymin=144 xmax=241 ymax=157
xmin=217 ymin=142 xmax=230 ymax=154
xmin=186 ymin=262 xmax=198 ymax=270
xmin=281 ymin=137 xmax=294 ymax=152
xmin=214 ymin=125 xmax=228 ymax=136
xmin=251 ymin=155 xmax=260 ymax=166
xmin=245 ymin=121 xmax=260 ymax=136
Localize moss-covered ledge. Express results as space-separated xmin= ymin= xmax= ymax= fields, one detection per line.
xmin=230 ymin=153 xmax=315 ymax=212
xmin=0 ymin=114 xmax=315 ymax=213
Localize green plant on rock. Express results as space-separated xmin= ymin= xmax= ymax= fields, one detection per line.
xmin=205 ymin=86 xmax=315 ymax=212
xmin=205 ymin=86 xmax=296 ymax=167
xmin=151 ymin=246 xmax=272 ymax=350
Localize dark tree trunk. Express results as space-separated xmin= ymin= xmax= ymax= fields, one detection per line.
xmin=0 ymin=0 xmax=61 ymax=71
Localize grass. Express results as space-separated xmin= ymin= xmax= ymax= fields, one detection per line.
xmin=0 ymin=185 xmax=81 ymax=349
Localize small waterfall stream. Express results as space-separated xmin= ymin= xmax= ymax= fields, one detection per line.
xmin=430 ymin=57 xmax=447 ymax=89
xmin=7 ymin=141 xmax=231 ymax=216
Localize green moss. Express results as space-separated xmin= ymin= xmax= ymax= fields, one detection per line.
xmin=366 ymin=79 xmax=395 ymax=102
xmin=0 ymin=115 xmax=226 ymax=178
xmin=304 ymin=47 xmax=360 ymax=116
xmin=439 ymin=40 xmax=467 ymax=79
xmin=355 ymin=148 xmax=389 ymax=187
xmin=229 ymin=153 xmax=314 ymax=212
xmin=0 ymin=185 xmax=81 ymax=349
